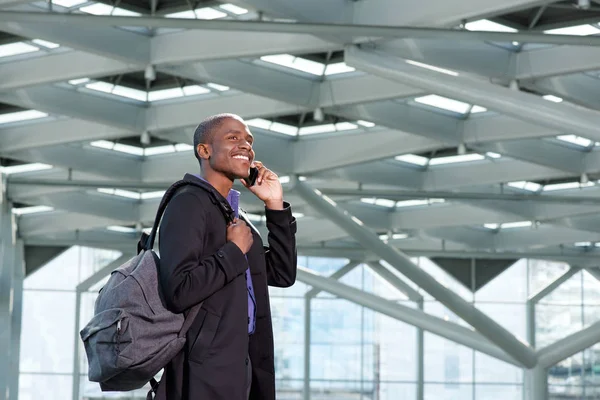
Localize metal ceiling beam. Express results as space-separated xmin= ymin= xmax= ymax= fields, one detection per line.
xmin=0 ymin=51 xmax=137 ymax=92
xmin=0 ymin=20 xmax=150 ymax=64
xmin=296 ymin=267 xmax=521 ymax=366
xmin=1 ymin=12 xmax=600 ymax=47
xmin=9 ymin=145 xmax=143 ymax=181
xmin=17 ymin=211 xmax=124 ymax=237
xmin=0 ymin=119 xmax=130 ymax=154
xmin=0 ymin=86 xmax=146 ymax=132
xmin=345 ymin=46 xmax=600 ymax=142
xmin=151 ymin=29 xmax=337 ymax=65
xmin=524 ymin=74 xmax=600 ymax=112
xmin=294 ymin=179 xmax=537 ymax=368
xmin=332 ymin=100 xmax=592 ymax=176
xmin=515 ymin=46 xmax=600 ymax=79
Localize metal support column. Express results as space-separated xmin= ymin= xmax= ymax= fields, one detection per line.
xmin=295 ymin=180 xmax=537 ymax=368
xmin=8 ymin=240 xmax=24 ymax=400
xmin=72 ymin=253 xmax=131 ymax=400
xmin=0 ymin=175 xmax=16 ymax=400
xmin=524 ymin=366 xmax=548 ymax=400
xmin=302 ymin=261 xmax=361 ymax=400
xmin=416 ymin=299 xmax=424 ymax=400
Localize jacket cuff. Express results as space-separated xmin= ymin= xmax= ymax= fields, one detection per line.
xmin=216 ymin=241 xmax=248 ymax=282
xmin=265 ymin=202 xmax=296 ymax=232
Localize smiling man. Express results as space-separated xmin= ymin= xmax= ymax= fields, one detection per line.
xmin=157 ymin=113 xmax=298 ymax=400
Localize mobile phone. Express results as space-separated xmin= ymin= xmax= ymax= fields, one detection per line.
xmin=247 ymin=167 xmax=259 ymax=187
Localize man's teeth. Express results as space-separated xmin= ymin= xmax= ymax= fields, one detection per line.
xmin=233 ymin=155 xmax=249 ymax=161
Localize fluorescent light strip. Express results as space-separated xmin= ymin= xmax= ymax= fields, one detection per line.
xmin=32 ymin=39 xmax=60 ymax=49
xmin=484 ymin=221 xmax=532 ymax=230
xmin=507 ymin=181 xmax=542 ymax=192
xmin=415 ymin=95 xmax=487 ymax=114
xmin=219 ymin=3 xmax=248 ymax=14
xmin=0 ymin=163 xmax=52 ymax=174
xmin=12 ymin=205 xmax=54 ymax=215
xmin=465 ymin=19 xmax=517 ymax=33
xmin=543 ymin=181 xmax=594 ymax=191
xmin=543 ymin=95 xmax=563 ymax=103
xmin=0 ymin=110 xmax=48 ymax=125
xmin=379 ymin=233 xmax=409 ymax=241
xmin=260 ymin=54 xmax=325 ymax=76
xmin=557 ymin=135 xmax=593 ymax=147
xmin=406 ymin=60 xmax=458 ymax=76
xmin=429 ymin=153 xmax=485 ymax=165
xmin=0 ymin=42 xmax=39 ymax=58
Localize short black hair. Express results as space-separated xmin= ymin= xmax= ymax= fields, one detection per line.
xmin=193 ymin=113 xmax=241 ymax=165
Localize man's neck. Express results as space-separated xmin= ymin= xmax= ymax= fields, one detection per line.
xmin=200 ymin=170 xmax=234 ymax=198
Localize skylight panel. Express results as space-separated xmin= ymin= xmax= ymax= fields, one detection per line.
xmin=396 ymin=198 xmax=445 ymax=208
xmin=543 ymin=94 xmax=563 ymax=103
xmin=69 ymin=78 xmax=90 ymax=85
xmin=80 ymin=3 xmax=141 ymax=16
xmin=543 ymin=181 xmax=594 ymax=191
xmin=544 ymin=24 xmax=600 ymax=36
xmin=324 ymin=62 xmax=356 ymax=76
xmin=269 ymin=122 xmax=298 ymax=136
xmin=260 ymin=54 xmax=325 ymax=76
xmin=486 ymin=152 xmax=501 ymax=159
xmin=112 ymin=143 xmax=144 ymax=156
xmin=165 ymin=10 xmax=196 ymax=18
xmin=575 ymin=241 xmax=592 ymax=247
xmin=415 ymin=95 xmax=483 ymax=114
xmin=0 ymin=110 xmax=48 ymax=125
xmin=465 ymin=19 xmax=517 ymax=33
xmin=52 ymin=0 xmax=87 ymax=7
xmin=98 ymin=188 xmax=141 ymax=199
xmin=484 ymin=221 xmax=532 ymax=230
xmin=0 ymin=42 xmax=39 ymax=58
xmin=12 ymin=205 xmax=54 ymax=215
xmin=357 ymin=120 xmax=375 ymax=128
xmin=0 ymin=163 xmax=52 ymax=174
xmin=507 ymin=181 xmax=542 ymax=192
xmin=246 ymin=118 xmax=272 ymax=130
xmin=557 ymin=135 xmax=593 ymax=147
xmin=219 ymin=3 xmax=248 ymax=14
xmin=107 ymin=225 xmax=138 ymax=233
xmin=406 ymin=60 xmax=458 ymax=76
xmin=361 ymin=198 xmax=396 ymax=208
xmin=148 ymin=88 xmax=184 ymax=102
xmin=335 ymin=122 xmax=358 ymax=131
xmin=471 ymin=105 xmax=488 ymax=113
xmin=111 ymin=85 xmax=147 ymax=102
xmin=429 ymin=153 xmax=485 ymax=165
xmin=279 ymin=176 xmax=291 ymax=184
xmin=182 ymin=85 xmax=211 ymax=96
xmin=395 ymin=154 xmax=429 ymax=166
xmin=379 ymin=233 xmax=408 ymax=241
xmin=85 ymin=82 xmax=147 ymax=101
xmin=298 ymin=124 xmax=335 ymax=135
xmin=174 ymin=143 xmax=193 ymax=152
xmin=195 ymin=7 xmax=227 ymax=19
xmin=206 ymin=83 xmax=229 ymax=92
xmin=32 ymin=39 xmax=60 ymax=49
xmin=79 ymin=3 xmax=115 ymax=14
xmin=144 ymin=145 xmax=176 ymax=156
xmin=140 ymin=191 xmax=166 ymax=200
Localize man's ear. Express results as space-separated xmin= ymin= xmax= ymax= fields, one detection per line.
xmin=196 ymin=143 xmax=210 ymax=161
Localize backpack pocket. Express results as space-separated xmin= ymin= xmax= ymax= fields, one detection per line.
xmin=80 ymin=308 xmax=134 ymax=382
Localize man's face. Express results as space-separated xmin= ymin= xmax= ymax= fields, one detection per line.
xmin=205 ymin=117 xmax=255 ymax=180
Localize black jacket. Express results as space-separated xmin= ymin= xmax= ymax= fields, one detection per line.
xmin=157 ymin=173 xmax=297 ymax=400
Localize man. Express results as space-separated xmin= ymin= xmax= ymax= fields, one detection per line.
xmin=157 ymin=113 xmax=297 ymax=400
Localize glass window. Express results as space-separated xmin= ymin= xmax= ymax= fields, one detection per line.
xmin=425 ymin=383 xmax=473 ymax=400
xmin=476 ymin=259 xmax=527 ymax=302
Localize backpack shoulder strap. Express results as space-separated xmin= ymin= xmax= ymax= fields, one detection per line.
xmin=138 ymin=179 xmax=235 ymax=252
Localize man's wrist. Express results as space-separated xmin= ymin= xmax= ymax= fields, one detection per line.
xmin=264 ymin=199 xmax=284 ymax=210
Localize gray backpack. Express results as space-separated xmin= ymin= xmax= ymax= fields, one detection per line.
xmin=80 ymin=179 xmax=234 ymax=398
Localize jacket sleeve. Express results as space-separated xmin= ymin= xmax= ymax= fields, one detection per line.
xmin=158 ymin=192 xmax=248 ymax=313
xmin=263 ymin=201 xmax=297 ymax=288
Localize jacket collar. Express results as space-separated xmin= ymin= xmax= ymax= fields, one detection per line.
xmin=182 ymin=173 xmax=235 ymax=220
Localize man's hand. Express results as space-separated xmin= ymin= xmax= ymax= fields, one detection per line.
xmin=227 ymin=218 xmax=254 ymax=254
xmin=242 ymin=161 xmax=284 ymax=210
